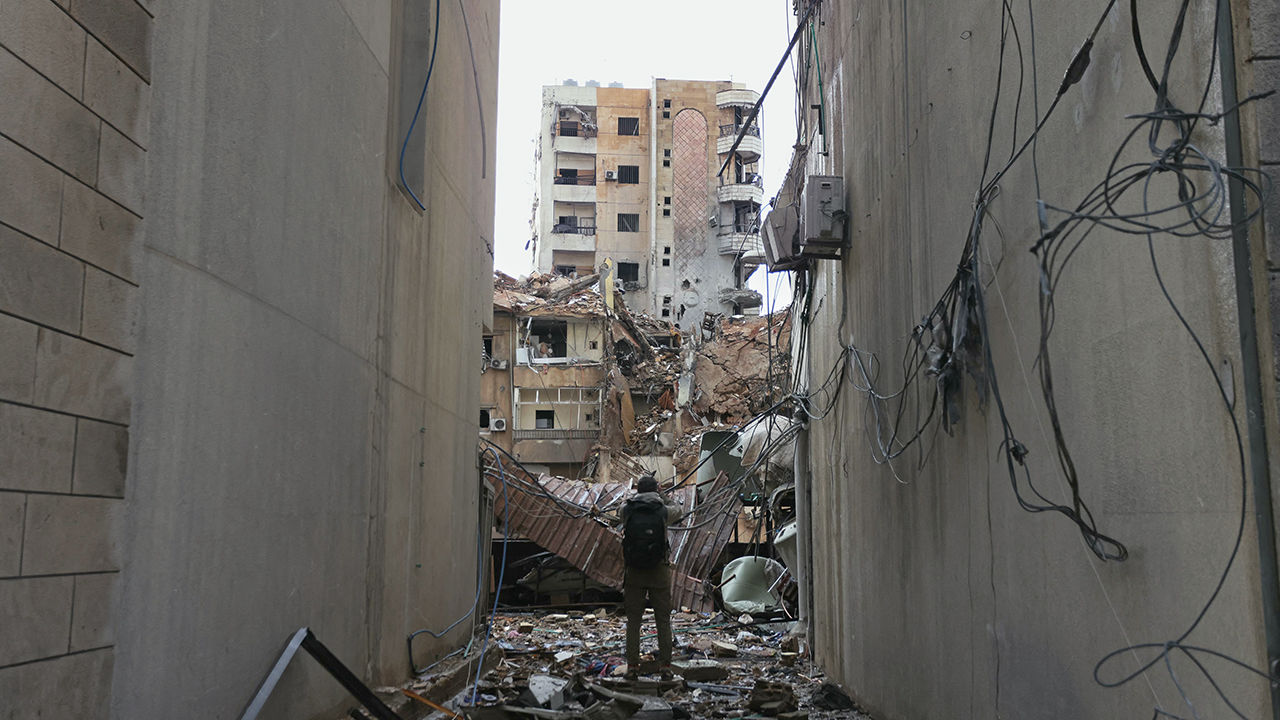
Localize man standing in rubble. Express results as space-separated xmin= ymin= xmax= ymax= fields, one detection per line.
xmin=621 ymin=473 xmax=683 ymax=679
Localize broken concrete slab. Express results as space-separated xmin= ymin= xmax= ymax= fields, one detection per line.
xmin=519 ymin=674 xmax=571 ymax=710
xmin=671 ymin=659 xmax=728 ymax=682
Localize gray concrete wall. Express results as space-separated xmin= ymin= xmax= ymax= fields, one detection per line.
xmin=4 ymin=0 xmax=495 ymax=717
xmin=0 ymin=0 xmax=149 ymax=716
xmin=796 ymin=0 xmax=1276 ymax=718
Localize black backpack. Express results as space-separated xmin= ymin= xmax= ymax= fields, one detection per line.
xmin=622 ymin=496 xmax=668 ymax=569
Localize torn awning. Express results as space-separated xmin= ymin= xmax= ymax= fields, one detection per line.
xmin=484 ymin=460 xmax=742 ymax=613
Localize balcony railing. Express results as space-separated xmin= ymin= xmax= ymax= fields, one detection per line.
xmin=513 ymin=428 xmax=601 ymax=441
xmin=551 ymin=222 xmax=597 ymax=235
xmin=553 ymin=171 xmax=596 ymax=186
xmin=719 ymin=123 xmax=761 ymax=138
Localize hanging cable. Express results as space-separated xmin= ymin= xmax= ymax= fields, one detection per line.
xmin=397 ymin=0 xmax=441 ymax=211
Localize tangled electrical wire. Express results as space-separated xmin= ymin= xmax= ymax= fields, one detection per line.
xmin=789 ymin=0 xmax=1276 ymax=714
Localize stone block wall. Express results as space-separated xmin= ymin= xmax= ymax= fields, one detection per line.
xmin=0 ymin=0 xmax=149 ymax=716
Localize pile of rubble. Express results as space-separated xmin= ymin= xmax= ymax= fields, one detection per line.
xmin=374 ymin=610 xmax=870 ymax=720
xmin=688 ymin=314 xmax=792 ymax=426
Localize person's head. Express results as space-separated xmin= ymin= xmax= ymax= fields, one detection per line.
xmin=637 ymin=475 xmax=659 ymax=494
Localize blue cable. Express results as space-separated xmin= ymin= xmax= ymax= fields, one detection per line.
xmin=466 ymin=448 xmax=509 ymax=705
xmin=397 ymin=0 xmax=441 ymax=211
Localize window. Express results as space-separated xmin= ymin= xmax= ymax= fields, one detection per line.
xmin=480 ymin=408 xmax=491 ymax=427
xmin=527 ymin=318 xmax=568 ymax=357
xmin=662 ymin=258 xmax=671 ymax=266
xmin=482 ymin=336 xmax=493 ymax=357
xmin=663 ymin=246 xmax=671 ymax=254
xmin=617 ymin=262 xmax=639 ymax=282
xmin=535 ymin=410 xmax=555 ymax=429
xmin=617 ymin=213 xmax=640 ymax=232
xmin=515 ymin=387 xmax=603 ymax=431
xmin=559 ymin=120 xmax=579 ymax=137
xmin=663 ymin=149 xmax=671 ymax=157
xmin=557 ymin=215 xmax=579 ymax=228
xmin=618 ymin=165 xmax=639 ymax=184
xmin=662 ymin=111 xmax=670 ymax=119
xmin=661 ymin=308 xmax=670 ymax=317
xmin=618 ymin=117 xmax=639 ymax=136
xmin=662 ymin=160 xmax=670 ymax=167
xmin=588 ymin=340 xmax=599 ymax=350
xmin=554 ymin=264 xmax=575 ymax=276
xmin=664 ymin=197 xmax=671 ymax=205
xmin=662 ymin=208 xmax=670 ymax=217
xmin=663 ymin=99 xmax=671 ymax=108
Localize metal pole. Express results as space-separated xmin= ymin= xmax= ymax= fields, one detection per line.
xmin=792 ymin=403 xmax=814 ymax=638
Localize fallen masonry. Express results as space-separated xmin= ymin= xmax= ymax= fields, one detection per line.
xmin=346 ymin=610 xmax=871 ymax=720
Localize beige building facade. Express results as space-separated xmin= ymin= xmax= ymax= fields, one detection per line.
xmin=533 ymin=79 xmax=767 ymax=331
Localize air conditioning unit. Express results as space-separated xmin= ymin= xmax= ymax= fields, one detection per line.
xmin=489 ymin=417 xmax=508 ymax=432
xmin=488 ymin=358 xmax=508 ymax=370
xmin=604 ymin=170 xmax=617 ymax=181
xmin=800 ymin=175 xmax=846 ymax=259
xmin=708 ymin=216 xmax=718 ymax=227
xmin=762 ymin=202 xmax=803 ymax=270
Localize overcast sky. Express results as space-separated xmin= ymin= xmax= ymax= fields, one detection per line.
xmin=493 ymin=0 xmax=799 ymax=310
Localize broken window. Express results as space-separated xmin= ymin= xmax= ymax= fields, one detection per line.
xmin=617 ymin=262 xmax=639 ymax=282
xmin=527 ymin=319 xmax=568 ymax=358
xmin=515 ymin=387 xmax=603 ymax=431
xmin=618 ymin=117 xmax=639 ymax=136
xmin=617 ymin=213 xmax=639 ymax=232
xmin=554 ymin=265 xmax=576 ymax=277
xmin=482 ymin=336 xmax=493 ymax=357
xmin=618 ymin=165 xmax=639 ymax=184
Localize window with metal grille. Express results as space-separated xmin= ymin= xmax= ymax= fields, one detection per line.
xmin=617 ymin=213 xmax=639 ymax=232
xmin=618 ymin=165 xmax=639 ymax=184
xmin=618 ymin=117 xmax=639 ymax=136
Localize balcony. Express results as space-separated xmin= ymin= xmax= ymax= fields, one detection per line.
xmin=717 ymin=178 xmax=764 ymax=205
xmin=719 ymin=123 xmax=760 ymax=138
xmin=553 ymin=171 xmax=596 ymax=186
xmin=716 ymin=88 xmax=760 ymax=108
xmin=717 ymin=231 xmax=765 ymax=258
xmin=551 ymin=221 xmax=596 ymax=235
xmin=513 ymin=428 xmax=600 ymax=441
xmin=717 ymin=133 xmax=762 ymax=161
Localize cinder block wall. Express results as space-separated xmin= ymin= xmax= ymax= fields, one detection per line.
xmin=0 ymin=0 xmax=149 ymax=714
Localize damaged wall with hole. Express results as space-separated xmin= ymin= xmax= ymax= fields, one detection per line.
xmin=791 ymin=1 xmax=1278 ymax=719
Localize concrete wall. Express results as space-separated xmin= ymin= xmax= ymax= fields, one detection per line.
xmin=0 ymin=0 xmax=149 ymax=716
xmin=796 ymin=0 xmax=1276 ymax=718
xmin=1 ymin=0 xmax=498 ymax=717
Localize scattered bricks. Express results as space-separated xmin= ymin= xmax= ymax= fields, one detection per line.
xmin=747 ymin=679 xmax=797 ymax=716
xmin=517 ymin=622 xmax=535 ymax=634
xmin=672 ymin=659 xmax=728 ymax=682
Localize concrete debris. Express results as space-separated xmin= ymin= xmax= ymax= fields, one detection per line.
xmin=809 ymin=681 xmax=858 ymax=712
xmin=404 ymin=610 xmax=874 ymax=720
xmin=688 ymin=312 xmax=791 ymax=426
xmin=748 ymin=679 xmax=798 ymax=716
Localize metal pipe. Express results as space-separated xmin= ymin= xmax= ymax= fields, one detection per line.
xmin=1216 ymin=0 xmax=1280 ymax=714
xmin=792 ymin=403 xmax=813 ymax=637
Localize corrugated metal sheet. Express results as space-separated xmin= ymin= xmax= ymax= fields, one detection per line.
xmin=487 ymin=460 xmax=741 ymax=613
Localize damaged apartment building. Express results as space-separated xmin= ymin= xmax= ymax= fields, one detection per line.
xmin=480 ymin=268 xmax=796 ymax=611
xmin=530 ymin=79 xmax=769 ymax=333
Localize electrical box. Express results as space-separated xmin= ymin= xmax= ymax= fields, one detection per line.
xmin=801 ymin=175 xmax=845 ymax=259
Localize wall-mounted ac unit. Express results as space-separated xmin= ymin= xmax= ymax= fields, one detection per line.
xmin=489 ymin=417 xmax=508 ymax=432
xmin=489 ymin=358 xmax=508 ymax=370
xmin=604 ymin=170 xmax=617 ymax=181
xmin=762 ymin=202 xmax=803 ymax=270
xmin=800 ymin=175 xmax=846 ymax=259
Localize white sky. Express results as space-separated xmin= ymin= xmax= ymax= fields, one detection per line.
xmin=493 ymin=0 xmax=799 ymax=311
